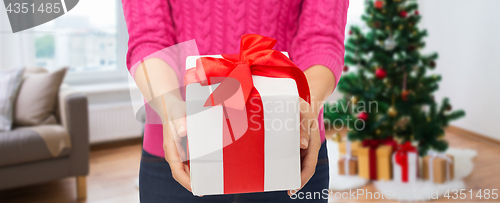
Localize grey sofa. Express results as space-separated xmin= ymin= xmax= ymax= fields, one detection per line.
xmin=0 ymin=93 xmax=89 ymax=200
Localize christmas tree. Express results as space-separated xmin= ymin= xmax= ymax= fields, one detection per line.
xmin=324 ymin=0 xmax=465 ymax=156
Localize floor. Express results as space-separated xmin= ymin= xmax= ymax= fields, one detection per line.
xmin=0 ymin=144 xmax=142 ymax=203
xmin=0 ymin=128 xmax=499 ymax=203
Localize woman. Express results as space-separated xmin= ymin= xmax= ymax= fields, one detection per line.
xmin=122 ymin=0 xmax=348 ymax=202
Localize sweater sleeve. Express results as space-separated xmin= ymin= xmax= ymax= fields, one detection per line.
xmin=122 ymin=0 xmax=179 ymax=78
xmin=290 ymin=0 xmax=349 ymax=87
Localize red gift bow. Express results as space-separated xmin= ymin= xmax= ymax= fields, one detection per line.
xmin=362 ymin=137 xmax=397 ymax=180
xmin=185 ymin=34 xmax=310 ymax=194
xmin=394 ymin=142 xmax=417 ymax=183
xmin=185 ymin=34 xmax=311 ymax=108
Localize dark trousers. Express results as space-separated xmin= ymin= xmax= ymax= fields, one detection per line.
xmin=139 ymin=141 xmax=329 ymax=203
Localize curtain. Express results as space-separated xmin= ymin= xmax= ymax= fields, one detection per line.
xmin=0 ymin=5 xmax=36 ymax=69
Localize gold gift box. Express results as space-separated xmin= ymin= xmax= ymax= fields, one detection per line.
xmin=358 ymin=145 xmax=393 ymax=181
xmin=422 ymin=154 xmax=455 ymax=184
xmin=338 ymin=158 xmax=357 ymax=175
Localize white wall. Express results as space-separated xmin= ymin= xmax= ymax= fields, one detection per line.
xmin=418 ymin=0 xmax=500 ymax=140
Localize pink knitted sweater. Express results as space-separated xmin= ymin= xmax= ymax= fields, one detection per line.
xmin=123 ymin=0 xmax=349 ymax=158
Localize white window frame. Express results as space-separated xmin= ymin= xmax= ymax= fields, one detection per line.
xmin=62 ymin=0 xmax=129 ymax=85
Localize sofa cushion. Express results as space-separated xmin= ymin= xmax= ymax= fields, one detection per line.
xmin=0 ymin=126 xmax=71 ymax=167
xmin=13 ymin=68 xmax=67 ymax=126
xmin=0 ymin=68 xmax=25 ymax=132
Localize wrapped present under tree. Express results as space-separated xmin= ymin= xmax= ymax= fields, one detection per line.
xmin=357 ymin=138 xmax=396 ymax=180
xmin=392 ymin=142 xmax=418 ymax=183
xmin=338 ymin=140 xmax=359 ymax=175
xmin=422 ymin=152 xmax=454 ymax=184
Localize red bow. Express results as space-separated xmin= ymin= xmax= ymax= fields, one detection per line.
xmin=362 ymin=137 xmax=397 ymax=150
xmin=185 ymin=34 xmax=310 ymax=109
xmin=395 ymin=141 xmax=417 ymax=182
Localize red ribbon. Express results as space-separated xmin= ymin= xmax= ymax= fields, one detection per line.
xmin=394 ymin=142 xmax=417 ymax=183
xmin=185 ymin=34 xmax=310 ymax=108
xmin=185 ymin=34 xmax=310 ymax=194
xmin=361 ymin=137 xmax=396 ymax=180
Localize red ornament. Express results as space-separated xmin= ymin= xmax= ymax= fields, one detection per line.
xmin=374 ymin=0 xmax=383 ymax=9
xmin=399 ymin=10 xmax=408 ymax=18
xmin=349 ymin=30 xmax=353 ymax=35
xmin=358 ymin=112 xmax=369 ymax=121
xmin=402 ymin=90 xmax=411 ymax=101
xmin=415 ymin=10 xmax=419 ymax=15
xmin=375 ymin=68 xmax=387 ymax=79
xmin=343 ymin=65 xmax=349 ymax=72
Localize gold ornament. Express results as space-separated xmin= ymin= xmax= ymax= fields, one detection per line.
xmin=376 ymin=129 xmax=382 ymax=135
xmin=395 ymin=117 xmax=410 ymax=129
xmin=388 ymin=106 xmax=398 ymax=117
xmin=386 ymin=25 xmax=391 ymax=30
xmin=399 ymin=25 xmax=404 ymax=30
xmin=350 ymin=96 xmax=359 ymax=104
xmin=383 ymin=78 xmax=391 ymax=85
xmin=427 ymin=117 xmax=431 ymax=122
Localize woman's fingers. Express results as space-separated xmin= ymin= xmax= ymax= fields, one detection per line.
xmin=299 ymin=98 xmax=312 ymax=149
xmin=299 ymin=116 xmax=310 ymax=149
xmin=287 ymin=142 xmax=318 ymax=196
xmin=163 ymin=119 xmax=191 ymax=191
xmin=290 ymin=108 xmax=321 ymax=196
xmin=173 ymin=117 xmax=187 ymax=137
xmin=165 ymin=96 xmax=188 ymax=138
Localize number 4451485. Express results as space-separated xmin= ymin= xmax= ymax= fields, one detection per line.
xmin=5 ymin=3 xmax=62 ymax=14
xmin=444 ymin=189 xmax=498 ymax=199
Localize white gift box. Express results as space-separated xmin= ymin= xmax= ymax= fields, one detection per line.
xmin=392 ymin=151 xmax=418 ymax=183
xmin=185 ymin=54 xmax=301 ymax=195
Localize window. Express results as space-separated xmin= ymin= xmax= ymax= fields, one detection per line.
xmin=345 ymin=0 xmax=366 ymax=39
xmin=32 ymin=0 xmax=128 ymax=84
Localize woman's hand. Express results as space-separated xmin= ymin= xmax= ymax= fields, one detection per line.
xmin=288 ymin=98 xmax=321 ymax=195
xmin=288 ymin=64 xmax=336 ymax=196
xmin=133 ymin=58 xmax=192 ymax=191
xmin=160 ymin=94 xmax=191 ymax=191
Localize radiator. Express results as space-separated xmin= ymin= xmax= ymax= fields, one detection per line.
xmin=88 ymin=102 xmax=143 ymax=144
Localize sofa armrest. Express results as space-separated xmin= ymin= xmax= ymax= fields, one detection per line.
xmin=63 ymin=93 xmax=89 ymax=176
